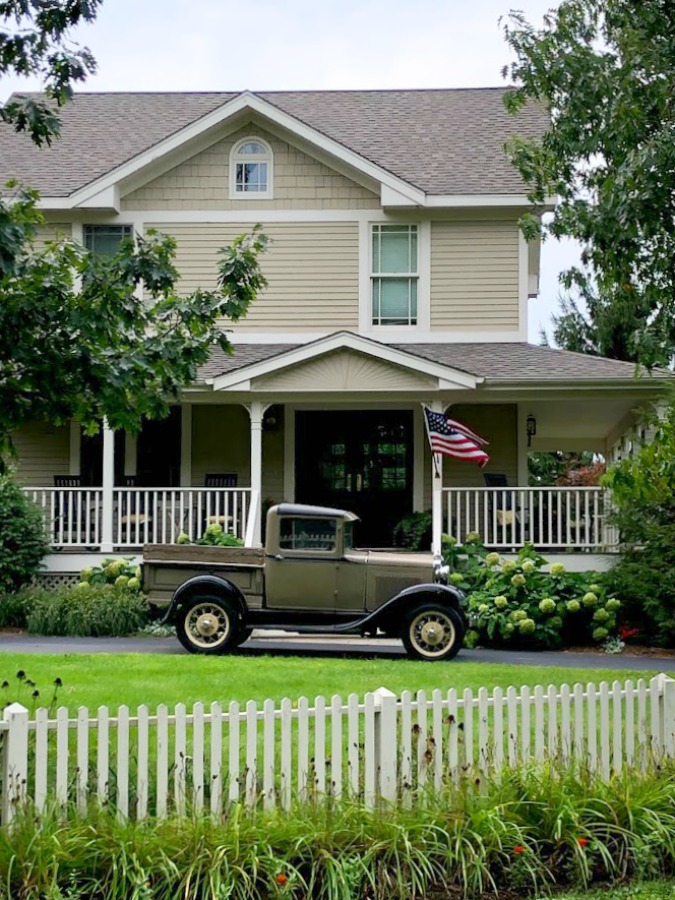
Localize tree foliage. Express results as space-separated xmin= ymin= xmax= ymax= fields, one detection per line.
xmin=603 ymin=395 xmax=675 ymax=645
xmin=1 ymin=0 xmax=102 ymax=145
xmin=503 ymin=0 xmax=675 ymax=367
xmin=0 ymin=186 xmax=267 ymax=459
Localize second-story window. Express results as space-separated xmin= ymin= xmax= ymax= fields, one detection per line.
xmin=231 ymin=138 xmax=273 ymax=199
xmin=371 ymin=224 xmax=418 ymax=326
xmin=83 ymin=224 xmax=133 ymax=258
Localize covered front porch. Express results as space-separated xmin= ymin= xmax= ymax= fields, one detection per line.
xmin=14 ymin=333 xmax=664 ymax=570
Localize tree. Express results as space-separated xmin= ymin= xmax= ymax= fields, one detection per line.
xmin=1 ymin=0 xmax=102 ymax=145
xmin=502 ymin=0 xmax=675 ymax=368
xmin=603 ymin=395 xmax=675 ymax=645
xmin=0 ymin=186 xmax=268 ymax=461
xmin=0 ymin=3 xmax=269 ymax=464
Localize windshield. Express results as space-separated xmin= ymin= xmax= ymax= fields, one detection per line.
xmin=344 ymin=522 xmax=354 ymax=550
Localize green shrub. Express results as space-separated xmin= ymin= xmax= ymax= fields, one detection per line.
xmin=445 ymin=540 xmax=618 ymax=650
xmin=0 ymin=470 xmax=49 ymax=594
xmin=0 ymin=585 xmax=40 ymax=629
xmin=26 ymin=584 xmax=149 ymax=637
xmin=603 ymin=395 xmax=675 ymax=647
xmin=79 ymin=557 xmax=142 ymax=591
xmin=392 ymin=511 xmax=432 ymax=550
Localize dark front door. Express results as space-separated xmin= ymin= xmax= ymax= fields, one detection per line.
xmin=295 ymin=410 xmax=413 ymax=546
xmin=137 ymin=407 xmax=182 ymax=487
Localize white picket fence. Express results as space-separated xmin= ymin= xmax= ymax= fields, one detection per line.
xmin=1 ymin=675 xmax=674 ymax=823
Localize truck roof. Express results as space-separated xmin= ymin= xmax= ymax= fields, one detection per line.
xmin=272 ymin=503 xmax=360 ymax=522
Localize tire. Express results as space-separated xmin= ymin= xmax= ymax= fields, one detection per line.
xmin=401 ymin=602 xmax=464 ymax=661
xmin=235 ymin=626 xmax=254 ymax=647
xmin=176 ymin=595 xmax=242 ymax=655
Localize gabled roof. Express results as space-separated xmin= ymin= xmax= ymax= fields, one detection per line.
xmin=197 ymin=335 xmax=670 ymax=386
xmin=0 ymin=88 xmax=548 ymax=200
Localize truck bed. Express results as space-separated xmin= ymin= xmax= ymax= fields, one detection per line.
xmin=142 ymin=544 xmax=265 ymax=608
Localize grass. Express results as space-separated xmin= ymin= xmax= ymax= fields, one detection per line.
xmin=551 ymin=882 xmax=675 ymax=898
xmin=0 ymin=651 xmax=664 ymax=714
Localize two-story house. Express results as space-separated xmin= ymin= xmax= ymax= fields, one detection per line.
xmin=1 ymin=88 xmax=667 ymax=579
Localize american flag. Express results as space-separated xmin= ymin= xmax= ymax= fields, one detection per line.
xmin=423 ymin=407 xmax=490 ymax=468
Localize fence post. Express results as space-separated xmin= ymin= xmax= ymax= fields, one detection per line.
xmin=659 ymin=673 xmax=675 ymax=758
xmin=2 ymin=703 xmax=29 ymax=824
xmin=373 ymin=687 xmax=397 ymax=803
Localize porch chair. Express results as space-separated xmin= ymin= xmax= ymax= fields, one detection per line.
xmin=203 ymin=473 xmax=238 ymax=532
xmin=483 ymin=473 xmax=517 ymax=528
xmin=52 ymin=475 xmax=82 ymax=546
xmin=119 ymin=475 xmax=153 ymax=543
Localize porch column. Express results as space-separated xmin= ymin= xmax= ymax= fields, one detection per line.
xmin=248 ymin=401 xmax=265 ymax=547
xmin=101 ymin=419 xmax=115 ymax=552
xmin=431 ymin=400 xmax=444 ymax=557
xmin=180 ymin=403 xmax=192 ymax=487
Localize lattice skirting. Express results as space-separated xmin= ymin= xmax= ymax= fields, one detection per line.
xmin=34 ymin=573 xmax=80 ymax=590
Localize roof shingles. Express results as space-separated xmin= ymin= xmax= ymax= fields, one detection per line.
xmin=0 ymin=88 xmax=547 ymax=197
xmin=196 ymin=339 xmax=662 ymax=384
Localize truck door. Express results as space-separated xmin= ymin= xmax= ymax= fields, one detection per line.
xmin=265 ymin=515 xmax=338 ymax=611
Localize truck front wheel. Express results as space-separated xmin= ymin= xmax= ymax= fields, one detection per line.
xmin=401 ymin=603 xmax=464 ymax=661
xmin=176 ymin=596 xmax=241 ymax=655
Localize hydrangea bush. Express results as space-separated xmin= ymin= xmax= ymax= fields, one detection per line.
xmin=176 ymin=524 xmax=244 ymax=547
xmin=442 ymin=536 xmax=620 ymax=650
xmin=79 ymin=558 xmax=142 ymax=591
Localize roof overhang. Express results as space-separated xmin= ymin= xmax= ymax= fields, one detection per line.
xmin=210 ymin=332 xmax=482 ymax=393
xmin=32 ymin=91 xmax=553 ymax=213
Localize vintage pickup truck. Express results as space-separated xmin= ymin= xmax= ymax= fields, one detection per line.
xmin=143 ymin=504 xmax=466 ymax=661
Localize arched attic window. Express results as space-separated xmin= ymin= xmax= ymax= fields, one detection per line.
xmin=230 ymin=137 xmax=273 ymax=199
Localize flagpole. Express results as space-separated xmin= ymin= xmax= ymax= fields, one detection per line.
xmin=425 ymin=402 xmax=444 ymax=558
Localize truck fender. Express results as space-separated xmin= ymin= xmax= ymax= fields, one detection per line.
xmin=366 ymin=583 xmax=466 ymax=631
xmin=161 ymin=574 xmax=247 ymax=625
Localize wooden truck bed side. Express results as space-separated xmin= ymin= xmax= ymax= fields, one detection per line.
xmin=143 ymin=545 xmax=265 ymax=608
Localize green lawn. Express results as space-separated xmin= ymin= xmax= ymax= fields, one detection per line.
xmin=0 ymin=651 xmax=663 ymax=714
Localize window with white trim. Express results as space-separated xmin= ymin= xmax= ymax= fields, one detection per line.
xmin=371 ymin=224 xmax=418 ymax=326
xmin=230 ymin=138 xmax=273 ymax=198
xmin=83 ymin=224 xmax=133 ymax=258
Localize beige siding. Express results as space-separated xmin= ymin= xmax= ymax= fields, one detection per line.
xmin=30 ymin=223 xmax=71 ymax=252
xmin=430 ymin=221 xmax=520 ymax=331
xmin=148 ymin=221 xmax=359 ymax=331
xmin=423 ymin=404 xmax=518 ymax=507
xmin=12 ymin=421 xmax=70 ymax=486
xmin=123 ymin=126 xmax=379 ymax=211
xmin=190 ymin=404 xmax=285 ymax=502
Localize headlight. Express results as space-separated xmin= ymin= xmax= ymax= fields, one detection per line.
xmin=433 ymin=561 xmax=450 ymax=584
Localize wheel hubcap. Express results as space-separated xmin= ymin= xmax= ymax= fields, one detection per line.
xmin=410 ymin=610 xmax=455 ymax=658
xmin=186 ymin=602 xmax=230 ymax=649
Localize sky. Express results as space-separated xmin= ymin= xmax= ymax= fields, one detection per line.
xmin=1 ymin=0 xmax=579 ymax=341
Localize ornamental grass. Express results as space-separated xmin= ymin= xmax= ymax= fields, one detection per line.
xmin=1 ymin=763 xmax=675 ymax=898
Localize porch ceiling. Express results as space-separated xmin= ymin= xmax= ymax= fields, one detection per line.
xmin=526 ymin=397 xmax=644 ymax=451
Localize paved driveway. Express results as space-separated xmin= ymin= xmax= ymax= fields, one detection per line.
xmin=0 ymin=632 xmax=673 ymax=671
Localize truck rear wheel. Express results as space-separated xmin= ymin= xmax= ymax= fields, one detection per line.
xmin=176 ymin=596 xmax=241 ymax=655
xmin=401 ymin=603 xmax=464 ymax=661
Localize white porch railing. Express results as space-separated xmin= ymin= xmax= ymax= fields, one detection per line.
xmin=25 ymin=487 xmax=257 ymax=549
xmin=444 ymin=486 xmax=618 ymax=551
xmin=25 ymin=488 xmax=104 ymax=548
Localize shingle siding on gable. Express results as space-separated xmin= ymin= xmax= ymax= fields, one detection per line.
xmin=430 ymin=221 xmax=520 ymax=331
xmin=123 ymin=127 xmax=380 ymax=211
xmin=149 ymin=221 xmax=360 ymax=332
